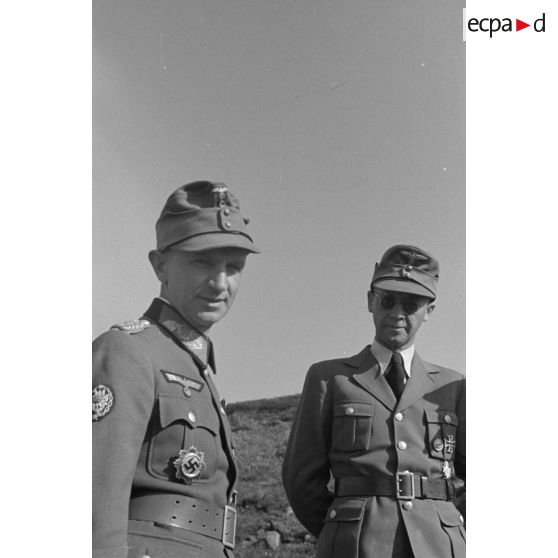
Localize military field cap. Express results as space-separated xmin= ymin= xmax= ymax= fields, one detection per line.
xmin=155 ymin=181 xmax=260 ymax=253
xmin=371 ymin=244 xmax=439 ymax=299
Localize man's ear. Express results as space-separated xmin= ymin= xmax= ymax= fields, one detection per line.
xmin=422 ymin=301 xmax=436 ymax=322
xmin=367 ymin=290 xmax=375 ymax=314
xmin=148 ymin=250 xmax=168 ymax=283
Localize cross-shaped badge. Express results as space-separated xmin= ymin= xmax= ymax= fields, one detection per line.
xmin=444 ymin=434 xmax=456 ymax=455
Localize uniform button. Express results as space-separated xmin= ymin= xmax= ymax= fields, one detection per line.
xmin=394 ymin=412 xmax=403 ymax=422
xmin=224 ymin=221 xmax=232 ymax=228
xmin=223 ymin=208 xmax=231 ymax=216
xmin=402 ymin=501 xmax=413 ymax=511
xmin=203 ymin=368 xmax=209 ymax=376
xmin=433 ymin=439 xmax=444 ymax=452
xmin=329 ymin=510 xmax=337 ymax=519
xmin=188 ymin=411 xmax=197 ymax=423
xmin=444 ymin=415 xmax=452 ymax=424
xmin=459 ymin=515 xmax=464 ymax=524
xmin=345 ymin=407 xmax=355 ymax=415
xmin=397 ymin=441 xmax=407 ymax=450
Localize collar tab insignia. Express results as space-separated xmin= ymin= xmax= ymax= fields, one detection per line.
xmin=174 ymin=446 xmax=206 ymax=482
xmin=171 ymin=324 xmax=209 ymax=359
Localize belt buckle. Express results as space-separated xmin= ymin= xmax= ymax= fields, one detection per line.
xmin=396 ymin=471 xmax=415 ymax=500
xmin=222 ymin=505 xmax=237 ymax=549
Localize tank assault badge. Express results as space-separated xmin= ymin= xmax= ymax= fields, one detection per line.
xmin=92 ymin=384 xmax=114 ymax=421
xmin=174 ymin=446 xmax=206 ymax=483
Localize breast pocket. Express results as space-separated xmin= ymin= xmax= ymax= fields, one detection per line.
xmin=424 ymin=409 xmax=459 ymax=461
xmin=147 ymin=393 xmax=220 ymax=482
xmin=332 ymin=402 xmax=374 ymax=452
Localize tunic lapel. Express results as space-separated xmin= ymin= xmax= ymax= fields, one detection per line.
xmin=348 ymin=347 xmax=398 ymax=411
xmin=396 ymin=352 xmax=439 ymax=411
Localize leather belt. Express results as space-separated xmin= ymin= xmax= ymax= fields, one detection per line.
xmin=129 ymin=494 xmax=236 ymax=549
xmin=336 ymin=472 xmax=456 ymax=501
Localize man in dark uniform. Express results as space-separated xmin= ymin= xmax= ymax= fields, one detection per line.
xmin=282 ymin=245 xmax=465 ymax=558
xmin=93 ymin=181 xmax=259 ymax=558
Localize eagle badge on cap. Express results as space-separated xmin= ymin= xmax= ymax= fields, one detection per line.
xmin=92 ymin=384 xmax=114 ymax=421
xmin=212 ymin=183 xmax=229 ymax=206
xmin=174 ymin=446 xmax=206 ymax=482
xmin=400 ymin=250 xmax=428 ymax=266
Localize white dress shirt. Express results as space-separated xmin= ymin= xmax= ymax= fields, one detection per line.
xmin=370 ymin=339 xmax=415 ymax=382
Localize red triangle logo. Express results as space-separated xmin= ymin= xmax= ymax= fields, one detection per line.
xmin=516 ymin=19 xmax=530 ymax=31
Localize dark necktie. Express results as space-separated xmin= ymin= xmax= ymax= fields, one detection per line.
xmin=385 ymin=352 xmax=406 ymax=399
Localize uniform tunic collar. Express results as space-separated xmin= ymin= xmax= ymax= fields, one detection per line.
xmin=144 ymin=297 xmax=215 ymax=371
xmin=370 ymin=339 xmax=415 ymax=378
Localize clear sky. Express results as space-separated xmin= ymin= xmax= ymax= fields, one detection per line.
xmin=93 ymin=0 xmax=465 ymax=403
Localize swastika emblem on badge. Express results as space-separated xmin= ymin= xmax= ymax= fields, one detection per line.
xmin=92 ymin=384 xmax=114 ymax=421
xmin=174 ymin=446 xmax=206 ymax=482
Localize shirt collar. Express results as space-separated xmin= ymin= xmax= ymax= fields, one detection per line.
xmin=370 ymin=339 xmax=415 ymax=377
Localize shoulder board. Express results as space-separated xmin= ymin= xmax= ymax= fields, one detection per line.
xmin=110 ymin=318 xmax=151 ymax=334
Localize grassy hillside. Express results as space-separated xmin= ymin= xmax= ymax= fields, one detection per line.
xmin=227 ymin=394 xmax=317 ymax=557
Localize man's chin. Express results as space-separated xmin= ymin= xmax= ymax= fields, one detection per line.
xmin=194 ymin=310 xmax=229 ymax=330
xmin=381 ymin=333 xmax=409 ymax=351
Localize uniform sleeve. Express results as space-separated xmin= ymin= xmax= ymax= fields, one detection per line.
xmin=282 ymin=365 xmax=333 ymax=538
xmin=92 ymin=332 xmax=154 ymax=558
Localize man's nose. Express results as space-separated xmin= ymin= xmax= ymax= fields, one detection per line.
xmin=208 ymin=268 xmax=228 ymax=290
xmin=389 ymin=301 xmax=406 ymax=316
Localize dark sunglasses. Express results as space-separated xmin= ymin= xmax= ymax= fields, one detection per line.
xmin=373 ymin=291 xmax=429 ymax=315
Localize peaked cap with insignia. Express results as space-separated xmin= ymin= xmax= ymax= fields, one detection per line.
xmin=371 ymin=244 xmax=439 ymax=299
xmin=155 ymin=181 xmax=260 ymax=253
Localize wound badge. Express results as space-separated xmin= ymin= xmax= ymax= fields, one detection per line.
xmin=92 ymin=384 xmax=114 ymax=421
xmin=174 ymin=446 xmax=206 ymax=483
xmin=433 ymin=438 xmax=444 ymax=452
xmin=442 ymin=460 xmax=453 ymax=479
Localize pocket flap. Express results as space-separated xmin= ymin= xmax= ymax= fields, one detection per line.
xmin=334 ymin=402 xmax=374 ymax=418
xmin=324 ymin=498 xmax=367 ymax=522
xmin=424 ymin=409 xmax=458 ymax=426
xmin=158 ymin=393 xmax=193 ymax=428
xmin=158 ymin=394 xmax=219 ymax=435
xmin=437 ymin=505 xmax=465 ymax=527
